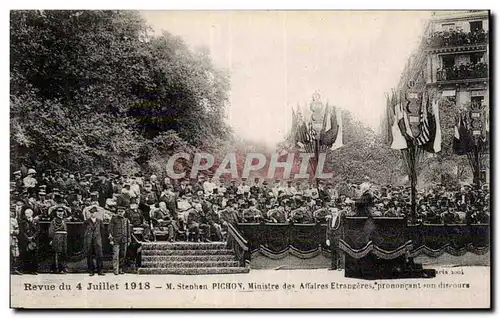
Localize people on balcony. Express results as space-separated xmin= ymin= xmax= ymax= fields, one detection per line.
xmin=437 ymin=62 xmax=488 ymax=81
xmin=427 ymin=28 xmax=487 ymax=48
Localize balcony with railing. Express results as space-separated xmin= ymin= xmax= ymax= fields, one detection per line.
xmin=436 ymin=62 xmax=488 ymax=83
xmin=426 ymin=29 xmax=488 ymax=51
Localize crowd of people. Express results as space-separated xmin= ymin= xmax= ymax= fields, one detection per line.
xmin=437 ymin=62 xmax=488 ymax=81
xmin=10 ymin=168 xmax=490 ymax=275
xmin=426 ymin=28 xmax=488 ymax=48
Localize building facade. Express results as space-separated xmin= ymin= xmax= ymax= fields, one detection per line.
xmin=425 ymin=10 xmax=489 ymax=112
xmin=393 ymin=10 xmax=490 ymax=184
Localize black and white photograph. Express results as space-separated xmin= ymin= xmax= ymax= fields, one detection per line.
xmin=8 ymin=9 xmax=490 ymax=308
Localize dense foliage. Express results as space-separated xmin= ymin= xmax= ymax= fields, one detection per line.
xmin=325 ymin=110 xmax=405 ymax=185
xmin=11 ymin=10 xmax=231 ymax=175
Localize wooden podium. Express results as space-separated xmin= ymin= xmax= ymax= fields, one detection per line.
xmin=339 ymin=217 xmax=436 ymax=280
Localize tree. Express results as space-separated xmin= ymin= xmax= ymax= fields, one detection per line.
xmin=10 ymin=10 xmax=231 ymax=174
xmin=325 ymin=110 xmax=405 ymax=185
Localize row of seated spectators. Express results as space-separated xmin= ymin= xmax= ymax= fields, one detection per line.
xmin=11 ymin=169 xmax=490 ymax=236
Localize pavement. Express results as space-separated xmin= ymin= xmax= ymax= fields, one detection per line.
xmin=10 ymin=266 xmax=490 ymax=308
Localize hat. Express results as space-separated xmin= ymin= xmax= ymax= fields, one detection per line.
xmin=89 ymin=206 xmax=98 ymax=213
xmin=84 ymin=173 xmax=93 ymax=178
xmin=28 ymin=168 xmax=36 ymax=175
xmin=90 ymin=191 xmax=98 ymax=197
xmin=116 ymin=195 xmax=130 ymax=208
xmin=13 ymin=170 xmax=21 ymax=176
xmin=39 ymin=191 xmax=46 ymax=196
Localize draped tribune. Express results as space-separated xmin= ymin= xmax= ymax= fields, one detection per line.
xmin=236 ymin=220 xmax=489 ymax=261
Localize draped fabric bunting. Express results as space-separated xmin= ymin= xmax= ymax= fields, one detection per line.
xmin=252 ymin=245 xmax=326 ymax=260
xmin=28 ymin=221 xmax=491 ymax=271
xmin=236 ymin=222 xmax=489 ymax=260
xmin=339 ymin=240 xmax=413 ymax=260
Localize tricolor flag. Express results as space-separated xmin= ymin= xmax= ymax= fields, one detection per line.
xmin=390 ymin=102 xmax=409 ymax=150
xmin=319 ymin=105 xmax=343 ymax=150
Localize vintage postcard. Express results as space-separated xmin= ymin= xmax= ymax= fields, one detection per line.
xmin=9 ymin=10 xmax=490 ymax=308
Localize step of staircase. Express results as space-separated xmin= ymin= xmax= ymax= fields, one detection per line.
xmin=141 ymin=249 xmax=234 ymax=256
xmin=142 ymin=255 xmax=236 ymax=262
xmin=138 ymin=267 xmax=250 ymax=275
xmin=139 ymin=241 xmax=249 ymax=275
xmin=141 ymin=261 xmax=240 ymax=268
xmin=142 ymin=242 xmax=227 ymax=250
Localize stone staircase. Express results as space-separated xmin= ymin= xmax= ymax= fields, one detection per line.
xmin=138 ymin=242 xmax=250 ymax=275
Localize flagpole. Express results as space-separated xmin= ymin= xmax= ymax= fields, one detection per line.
xmin=409 ymin=144 xmax=417 ymax=221
xmin=314 ymin=138 xmax=320 ymax=189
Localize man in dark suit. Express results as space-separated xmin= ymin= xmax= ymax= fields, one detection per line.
xmin=91 ymin=174 xmax=113 ymax=208
xmin=109 ymin=202 xmax=131 ymax=275
xmin=83 ymin=207 xmax=105 ymax=276
xmin=326 ymin=207 xmax=343 ymax=270
xmin=19 ymin=208 xmax=40 ymax=274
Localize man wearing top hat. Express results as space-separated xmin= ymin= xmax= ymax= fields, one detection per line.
xmin=83 ymin=207 xmax=105 ymax=276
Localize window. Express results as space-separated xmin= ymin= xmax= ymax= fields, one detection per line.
xmin=442 ymin=55 xmax=455 ymax=68
xmin=442 ymin=23 xmax=456 ymax=31
xmin=470 ymin=21 xmax=483 ymax=32
xmin=470 ymin=52 xmax=484 ymax=65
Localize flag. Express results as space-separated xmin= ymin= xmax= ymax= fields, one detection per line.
xmin=295 ymin=107 xmax=311 ymax=148
xmin=391 ymin=103 xmax=409 ymax=150
xmin=323 ymin=103 xmax=332 ymax=132
xmin=385 ymin=94 xmax=395 ymax=146
xmin=331 ymin=107 xmax=343 ymax=150
xmin=416 ymin=92 xmax=430 ymax=146
xmin=319 ymin=104 xmax=342 ymax=150
xmin=453 ymin=114 xmax=473 ymax=155
xmin=401 ymin=100 xmax=414 ymax=140
xmin=417 ymin=94 xmax=441 ymax=153
xmin=432 ymin=99 xmax=442 ymax=153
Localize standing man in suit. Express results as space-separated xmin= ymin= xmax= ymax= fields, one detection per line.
xmin=19 ymin=209 xmax=40 ymax=274
xmin=326 ymin=207 xmax=343 ymax=270
xmin=109 ymin=201 xmax=131 ymax=275
xmin=84 ymin=207 xmax=105 ymax=276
